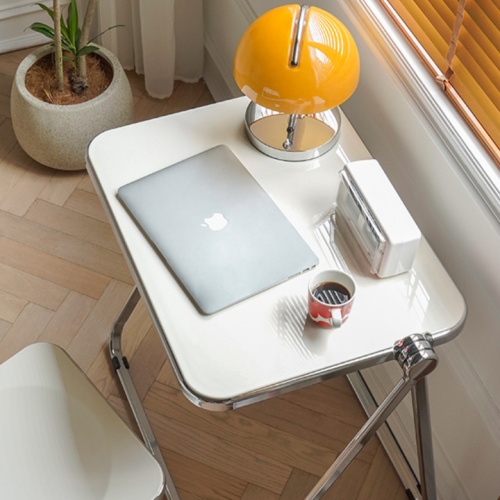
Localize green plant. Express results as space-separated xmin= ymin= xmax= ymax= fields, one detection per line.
xmin=28 ymin=0 xmax=119 ymax=94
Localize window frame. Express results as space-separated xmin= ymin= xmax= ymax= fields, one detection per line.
xmin=338 ymin=0 xmax=500 ymax=223
xmin=379 ymin=0 xmax=500 ymax=168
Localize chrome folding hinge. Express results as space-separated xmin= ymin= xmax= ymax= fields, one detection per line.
xmin=394 ymin=333 xmax=438 ymax=383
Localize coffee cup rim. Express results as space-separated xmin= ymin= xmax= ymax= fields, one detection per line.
xmin=308 ymin=269 xmax=356 ymax=304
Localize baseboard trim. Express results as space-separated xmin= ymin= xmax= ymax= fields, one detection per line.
xmin=0 ymin=0 xmax=69 ymax=54
xmin=203 ymin=34 xmax=240 ymax=102
xmin=0 ymin=33 xmax=46 ymax=54
xmin=203 ymin=46 xmax=236 ymax=103
xmin=0 ymin=0 xmax=53 ymax=20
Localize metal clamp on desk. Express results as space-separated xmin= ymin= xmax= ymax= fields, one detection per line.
xmin=394 ymin=333 xmax=437 ymax=380
xmin=305 ymin=334 xmax=438 ymax=500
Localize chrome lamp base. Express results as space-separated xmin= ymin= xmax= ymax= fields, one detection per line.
xmin=244 ymin=101 xmax=341 ymax=161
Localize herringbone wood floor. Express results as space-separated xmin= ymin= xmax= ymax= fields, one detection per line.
xmin=0 ymin=47 xmax=408 ymax=500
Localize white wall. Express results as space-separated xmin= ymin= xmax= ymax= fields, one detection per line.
xmin=0 ymin=0 xmax=71 ymax=54
xmin=203 ymin=1 xmax=500 ymax=499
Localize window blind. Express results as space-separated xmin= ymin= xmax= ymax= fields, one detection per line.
xmin=380 ymin=0 xmax=500 ymax=164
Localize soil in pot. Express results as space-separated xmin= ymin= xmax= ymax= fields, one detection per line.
xmin=25 ymin=52 xmax=113 ymax=105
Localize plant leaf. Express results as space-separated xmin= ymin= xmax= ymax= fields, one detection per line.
xmin=76 ymin=45 xmax=100 ymax=57
xmin=88 ymin=25 xmax=124 ymax=44
xmin=59 ymin=9 xmax=73 ymax=49
xmin=66 ymin=0 xmax=78 ymax=43
xmin=60 ymin=15 xmax=71 ymax=43
xmin=28 ymin=22 xmax=55 ymax=40
xmin=61 ymin=41 xmax=74 ymax=53
xmin=34 ymin=3 xmax=55 ymax=21
xmin=59 ymin=16 xmax=76 ymax=54
xmin=28 ymin=21 xmax=54 ymax=32
xmin=61 ymin=33 xmax=77 ymax=54
xmin=75 ymin=27 xmax=81 ymax=49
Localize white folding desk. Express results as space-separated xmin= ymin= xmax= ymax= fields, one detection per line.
xmin=86 ymin=97 xmax=466 ymax=500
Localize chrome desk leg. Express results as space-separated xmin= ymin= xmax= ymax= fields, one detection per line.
xmin=109 ymin=287 xmax=180 ymax=500
xmin=412 ymin=378 xmax=437 ymax=500
xmin=305 ymin=334 xmax=438 ymax=500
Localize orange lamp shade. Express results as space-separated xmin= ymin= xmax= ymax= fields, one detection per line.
xmin=234 ymin=5 xmax=360 ymax=116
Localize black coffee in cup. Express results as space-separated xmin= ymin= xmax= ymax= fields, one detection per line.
xmin=312 ymin=282 xmax=351 ymax=305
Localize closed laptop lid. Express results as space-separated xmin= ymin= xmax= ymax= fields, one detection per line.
xmin=118 ymin=145 xmax=318 ymax=314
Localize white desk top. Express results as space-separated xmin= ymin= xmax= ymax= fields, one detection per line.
xmin=87 ymin=97 xmax=466 ymax=408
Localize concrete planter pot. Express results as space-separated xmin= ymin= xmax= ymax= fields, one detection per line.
xmin=11 ymin=44 xmax=133 ymax=171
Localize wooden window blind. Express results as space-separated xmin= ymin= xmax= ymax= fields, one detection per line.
xmin=380 ymin=0 xmax=500 ymax=164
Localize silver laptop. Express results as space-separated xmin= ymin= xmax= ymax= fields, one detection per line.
xmin=118 ymin=145 xmax=318 ymax=314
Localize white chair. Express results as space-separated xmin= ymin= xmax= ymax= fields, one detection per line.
xmin=0 ymin=343 xmax=165 ymax=500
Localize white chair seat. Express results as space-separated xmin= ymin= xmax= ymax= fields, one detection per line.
xmin=0 ymin=343 xmax=164 ymax=500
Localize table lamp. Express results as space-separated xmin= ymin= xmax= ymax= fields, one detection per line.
xmin=234 ymin=4 xmax=360 ymax=161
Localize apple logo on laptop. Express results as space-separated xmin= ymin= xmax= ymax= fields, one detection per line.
xmin=202 ymin=213 xmax=228 ymax=231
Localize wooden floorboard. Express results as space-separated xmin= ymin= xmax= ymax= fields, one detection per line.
xmin=0 ymin=72 xmax=12 ymax=96
xmin=0 ymin=46 xmax=405 ymax=499
xmin=0 ymin=93 xmax=10 ymax=118
xmin=0 ymin=318 xmax=11 ymax=340
xmin=38 ymin=170 xmax=85 ymax=206
xmin=144 ymin=381 xmax=339 ymax=478
xmin=0 ymin=288 xmax=27 ymax=323
xmin=64 ymin=188 xmax=110 ymax=223
xmin=0 ymin=159 xmax=54 ymax=216
xmin=0 ymin=260 xmax=69 ymax=310
xmin=0 ymin=119 xmax=18 ymax=163
xmin=0 ymin=302 xmax=54 ymax=363
xmin=0 ymin=235 xmax=111 ymax=298
xmin=38 ymin=290 xmax=97 ymax=348
xmin=25 ymin=199 xmax=122 ymax=253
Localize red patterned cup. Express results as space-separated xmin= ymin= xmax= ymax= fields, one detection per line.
xmin=308 ymin=270 xmax=356 ymax=328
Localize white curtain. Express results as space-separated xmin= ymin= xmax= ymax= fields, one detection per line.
xmin=97 ymin=0 xmax=204 ymax=99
